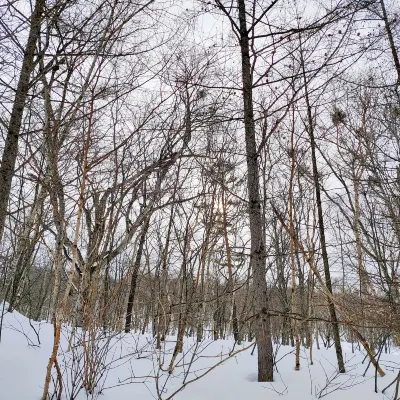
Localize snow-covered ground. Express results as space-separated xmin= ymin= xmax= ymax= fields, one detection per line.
xmin=0 ymin=307 xmax=399 ymax=400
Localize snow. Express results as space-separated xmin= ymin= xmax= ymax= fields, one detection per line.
xmin=0 ymin=306 xmax=398 ymax=400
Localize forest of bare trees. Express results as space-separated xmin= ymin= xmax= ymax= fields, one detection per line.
xmin=0 ymin=0 xmax=400 ymax=399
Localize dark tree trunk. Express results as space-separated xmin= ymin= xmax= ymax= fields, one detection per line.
xmin=301 ymin=64 xmax=345 ymax=372
xmin=124 ymin=216 xmax=150 ymax=333
xmin=232 ymin=299 xmax=239 ymax=343
xmin=237 ymin=0 xmax=273 ymax=382
xmin=0 ymin=0 xmax=45 ymax=241
xmin=380 ymin=0 xmax=400 ymax=85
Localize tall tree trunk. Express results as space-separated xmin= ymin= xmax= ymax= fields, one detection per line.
xmin=289 ymin=114 xmax=300 ymax=371
xmin=0 ymin=0 xmax=45 ymax=241
xmin=237 ymin=0 xmax=273 ymax=382
xmin=299 ymin=38 xmax=345 ymax=372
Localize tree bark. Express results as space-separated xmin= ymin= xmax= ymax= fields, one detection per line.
xmin=300 ymin=44 xmax=345 ymax=373
xmin=305 ymin=102 xmax=345 ymax=373
xmin=124 ymin=215 xmax=150 ymax=333
xmin=380 ymin=0 xmax=400 ymax=85
xmin=289 ymin=117 xmax=300 ymax=371
xmin=237 ymin=0 xmax=273 ymax=382
xmin=0 ymin=0 xmax=45 ymax=241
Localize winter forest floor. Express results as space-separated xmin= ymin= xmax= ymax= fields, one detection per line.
xmin=0 ymin=306 xmax=399 ymax=400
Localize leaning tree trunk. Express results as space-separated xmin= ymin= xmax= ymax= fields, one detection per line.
xmin=0 ymin=0 xmax=45 ymax=241
xmin=301 ymin=59 xmax=345 ymax=373
xmin=237 ymin=0 xmax=273 ymax=382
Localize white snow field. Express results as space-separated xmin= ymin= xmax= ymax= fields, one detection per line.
xmin=0 ymin=307 xmax=399 ymax=400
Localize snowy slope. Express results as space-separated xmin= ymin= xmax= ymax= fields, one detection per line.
xmin=0 ymin=307 xmax=398 ymax=400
